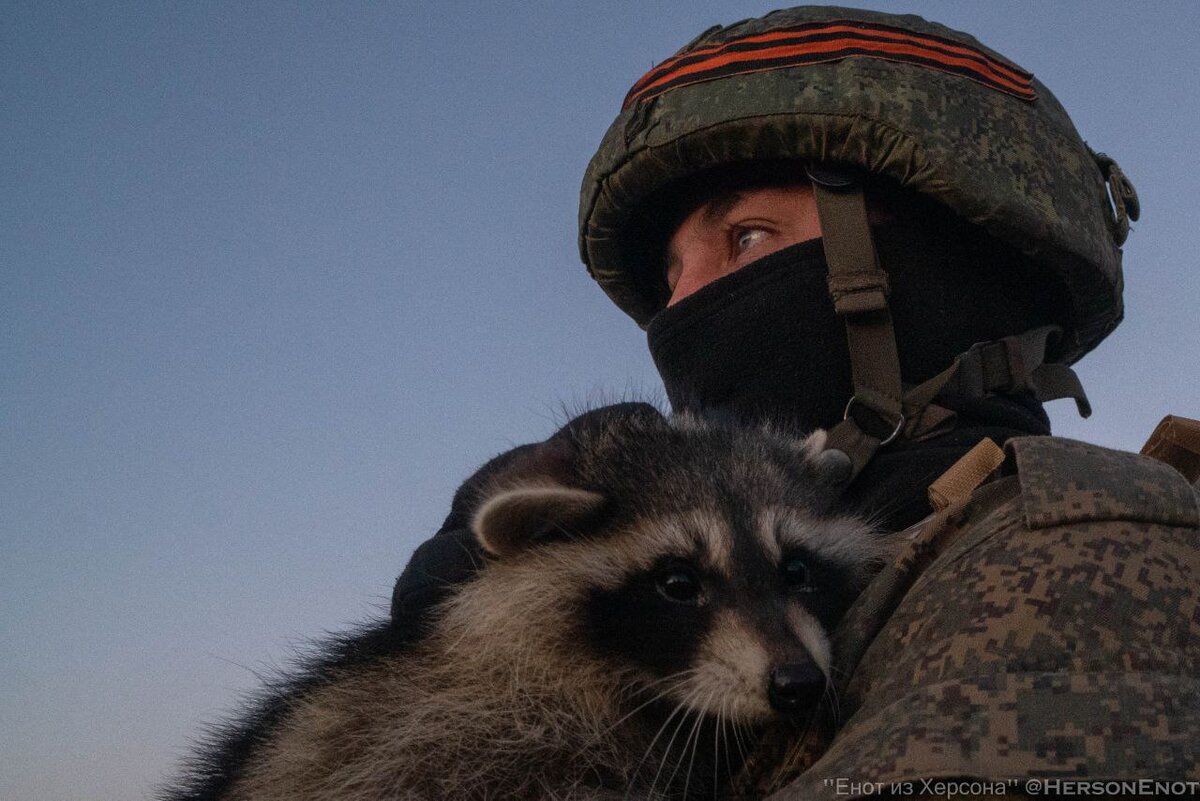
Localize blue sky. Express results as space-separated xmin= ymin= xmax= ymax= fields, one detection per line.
xmin=3 ymin=2 xmax=1198 ymax=798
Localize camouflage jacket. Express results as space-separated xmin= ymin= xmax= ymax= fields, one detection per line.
xmin=738 ymin=435 xmax=1200 ymax=798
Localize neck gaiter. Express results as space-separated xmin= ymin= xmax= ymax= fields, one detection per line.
xmin=646 ymin=236 xmax=1052 ymax=529
xmin=647 ymin=239 xmax=851 ymax=431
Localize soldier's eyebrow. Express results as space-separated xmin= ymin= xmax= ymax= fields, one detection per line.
xmin=699 ymin=190 xmax=744 ymax=226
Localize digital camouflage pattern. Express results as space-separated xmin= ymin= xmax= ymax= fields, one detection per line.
xmin=579 ymin=6 xmax=1137 ymax=363
xmin=727 ymin=436 xmax=1200 ymax=798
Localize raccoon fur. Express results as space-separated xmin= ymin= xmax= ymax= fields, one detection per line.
xmin=164 ymin=404 xmax=894 ymax=801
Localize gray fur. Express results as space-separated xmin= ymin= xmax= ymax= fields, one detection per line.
xmin=164 ymin=406 xmax=895 ymax=800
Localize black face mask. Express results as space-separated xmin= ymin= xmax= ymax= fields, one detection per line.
xmin=646 ymin=226 xmax=1058 ymax=432
xmin=648 ymin=237 xmax=1055 ymax=529
xmin=647 ymin=239 xmax=852 ymax=432
xmin=647 ymin=222 xmax=1059 ymax=530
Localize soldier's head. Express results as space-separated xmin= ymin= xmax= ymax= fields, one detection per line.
xmin=578 ymin=7 xmax=1137 ymax=453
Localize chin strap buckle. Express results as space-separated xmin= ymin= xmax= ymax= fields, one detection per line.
xmin=947 ymin=326 xmax=1092 ymax=418
xmin=844 ymin=397 xmax=905 ymax=446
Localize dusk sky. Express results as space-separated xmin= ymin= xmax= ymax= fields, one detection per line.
xmin=4 ymin=2 xmax=1198 ymax=799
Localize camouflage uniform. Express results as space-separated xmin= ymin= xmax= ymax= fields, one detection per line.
xmin=741 ymin=437 xmax=1200 ymax=798
xmin=574 ymin=6 xmax=1198 ymax=796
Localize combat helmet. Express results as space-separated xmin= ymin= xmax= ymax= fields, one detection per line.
xmin=578 ymin=6 xmax=1138 ymax=479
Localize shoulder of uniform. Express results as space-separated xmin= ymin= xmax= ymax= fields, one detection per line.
xmin=1005 ymin=435 xmax=1200 ymax=530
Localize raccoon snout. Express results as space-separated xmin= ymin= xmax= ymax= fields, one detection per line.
xmin=767 ymin=662 xmax=825 ymax=715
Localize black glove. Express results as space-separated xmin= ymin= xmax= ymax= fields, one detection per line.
xmin=389 ymin=403 xmax=664 ymax=639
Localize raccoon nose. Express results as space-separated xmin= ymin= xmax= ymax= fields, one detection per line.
xmin=768 ymin=663 xmax=825 ymax=715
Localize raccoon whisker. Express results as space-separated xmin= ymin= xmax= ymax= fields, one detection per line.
xmin=639 ymin=726 xmax=682 ymax=800
xmin=619 ymin=667 xmax=702 ymax=702
xmin=609 ymin=690 xmax=696 ymax=738
xmin=826 ymin=661 xmax=852 ymax=681
xmin=715 ymin=695 xmax=724 ymax=777
xmin=661 ymin=708 xmax=699 ymax=800
xmin=824 ymin=677 xmax=842 ymax=726
xmin=711 ymin=700 xmax=720 ymax=800
xmin=605 ymin=669 xmax=701 ymax=734
xmin=659 ymin=696 xmax=710 ymax=798
xmin=720 ymin=694 xmax=740 ymax=788
xmin=713 ymin=694 xmax=728 ymax=800
xmin=677 ymin=689 xmax=714 ymax=801
xmin=730 ymin=716 xmax=750 ymax=766
xmin=629 ymin=684 xmax=701 ymax=800
xmin=643 ymin=683 xmax=708 ymax=801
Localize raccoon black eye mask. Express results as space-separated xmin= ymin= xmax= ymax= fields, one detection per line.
xmin=165 ymin=403 xmax=895 ymax=801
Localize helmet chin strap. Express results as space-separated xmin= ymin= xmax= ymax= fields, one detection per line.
xmin=806 ymin=165 xmax=1092 ymax=485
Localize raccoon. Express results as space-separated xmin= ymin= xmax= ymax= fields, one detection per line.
xmin=164 ymin=404 xmax=893 ymax=801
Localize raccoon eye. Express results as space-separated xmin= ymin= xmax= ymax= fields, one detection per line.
xmin=781 ymin=555 xmax=814 ymax=591
xmin=655 ymin=561 xmax=703 ymax=604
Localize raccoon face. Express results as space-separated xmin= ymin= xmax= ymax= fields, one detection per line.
xmin=578 ymin=505 xmax=876 ymax=725
xmin=469 ymin=406 xmax=886 ymax=730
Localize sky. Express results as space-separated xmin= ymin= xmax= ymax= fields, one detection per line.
xmin=3 ymin=2 xmax=1198 ymax=799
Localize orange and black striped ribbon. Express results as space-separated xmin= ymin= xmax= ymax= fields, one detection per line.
xmin=623 ymin=20 xmax=1036 ymax=109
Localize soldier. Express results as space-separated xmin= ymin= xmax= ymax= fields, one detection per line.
xmin=395 ymin=5 xmax=1200 ymax=796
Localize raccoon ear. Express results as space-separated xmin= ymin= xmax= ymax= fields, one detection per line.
xmin=793 ymin=428 xmax=855 ymax=485
xmin=799 ymin=429 xmax=828 ymax=455
xmin=472 ymin=485 xmax=605 ymax=558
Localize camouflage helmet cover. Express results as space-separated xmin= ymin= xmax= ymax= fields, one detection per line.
xmin=578 ymin=6 xmax=1137 ymax=363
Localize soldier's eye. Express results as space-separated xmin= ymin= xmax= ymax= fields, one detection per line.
xmin=781 ymin=555 xmax=814 ymax=592
xmin=655 ymin=560 xmax=703 ymax=604
xmin=735 ymin=227 xmax=769 ymax=254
